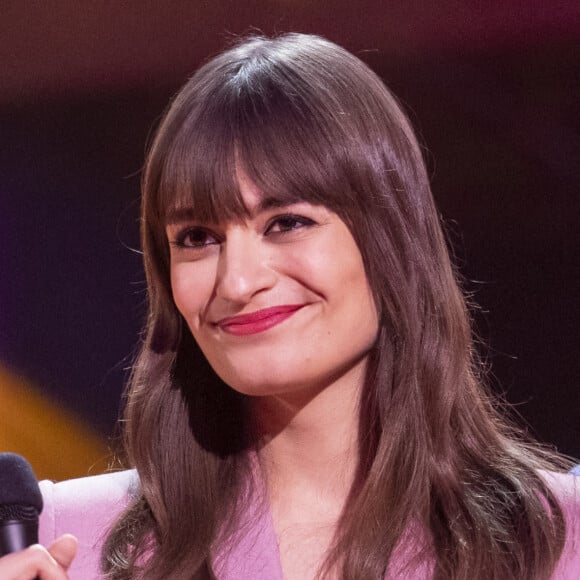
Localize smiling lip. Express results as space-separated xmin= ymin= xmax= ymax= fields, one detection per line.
xmin=215 ymin=305 xmax=305 ymax=336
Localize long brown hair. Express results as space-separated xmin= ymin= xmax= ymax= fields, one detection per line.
xmin=103 ymin=33 xmax=569 ymax=579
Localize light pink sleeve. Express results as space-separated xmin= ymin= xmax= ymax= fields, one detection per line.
xmin=39 ymin=470 xmax=137 ymax=580
xmin=547 ymin=471 xmax=580 ymax=579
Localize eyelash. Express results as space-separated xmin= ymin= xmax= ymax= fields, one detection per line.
xmin=265 ymin=214 xmax=316 ymax=235
xmin=169 ymin=213 xmax=316 ymax=250
xmin=170 ymin=227 xmax=219 ymax=249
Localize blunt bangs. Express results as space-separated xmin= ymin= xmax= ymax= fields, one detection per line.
xmin=146 ymin=34 xmax=390 ymax=236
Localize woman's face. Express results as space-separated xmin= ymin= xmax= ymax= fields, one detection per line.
xmin=166 ymin=172 xmax=379 ymax=399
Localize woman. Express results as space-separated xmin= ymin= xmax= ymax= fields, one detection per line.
xmin=2 ymin=33 xmax=579 ymax=579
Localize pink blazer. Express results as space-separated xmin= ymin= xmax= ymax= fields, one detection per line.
xmin=39 ymin=470 xmax=580 ymax=579
xmin=38 ymin=470 xmax=283 ymax=579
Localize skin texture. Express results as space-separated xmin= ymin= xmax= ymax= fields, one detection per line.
xmin=167 ymin=172 xmax=379 ymax=578
xmin=0 ymin=534 xmax=77 ymax=579
xmin=167 ymin=171 xmax=378 ymax=402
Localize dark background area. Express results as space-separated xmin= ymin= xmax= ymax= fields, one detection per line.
xmin=1 ymin=3 xmax=579 ymax=458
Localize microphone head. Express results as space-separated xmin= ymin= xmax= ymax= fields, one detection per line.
xmin=0 ymin=453 xmax=43 ymax=523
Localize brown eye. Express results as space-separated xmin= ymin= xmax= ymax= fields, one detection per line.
xmin=266 ymin=214 xmax=316 ymax=235
xmin=171 ymin=227 xmax=219 ymax=249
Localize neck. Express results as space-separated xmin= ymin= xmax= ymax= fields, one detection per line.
xmin=251 ymin=359 xmax=366 ymax=514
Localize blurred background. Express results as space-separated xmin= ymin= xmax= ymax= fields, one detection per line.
xmin=1 ymin=2 xmax=579 ymax=480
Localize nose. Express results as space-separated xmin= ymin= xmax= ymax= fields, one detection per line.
xmin=214 ymin=229 xmax=277 ymax=304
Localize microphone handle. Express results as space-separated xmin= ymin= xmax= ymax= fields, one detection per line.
xmin=0 ymin=519 xmax=39 ymax=557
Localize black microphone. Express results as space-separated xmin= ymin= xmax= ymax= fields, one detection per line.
xmin=0 ymin=453 xmax=43 ymax=557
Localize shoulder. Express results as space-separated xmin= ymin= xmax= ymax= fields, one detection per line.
xmin=39 ymin=470 xmax=139 ymax=580
xmin=542 ymin=469 xmax=580 ymax=518
xmin=39 ymin=469 xmax=138 ymax=541
xmin=544 ymin=470 xmax=580 ymax=579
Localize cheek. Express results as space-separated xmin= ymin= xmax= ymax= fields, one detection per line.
xmin=287 ymin=236 xmax=377 ymax=333
xmin=326 ymin=238 xmax=378 ymax=338
xmin=305 ymin=234 xmax=372 ymax=301
xmin=170 ymin=262 xmax=216 ymax=324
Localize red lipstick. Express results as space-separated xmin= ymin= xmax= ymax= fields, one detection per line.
xmin=216 ymin=305 xmax=304 ymax=336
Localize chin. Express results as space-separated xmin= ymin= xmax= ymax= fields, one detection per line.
xmin=222 ymin=376 xmax=290 ymax=398
xmin=206 ymin=354 xmax=297 ymax=395
xmin=216 ymin=368 xmax=303 ymax=398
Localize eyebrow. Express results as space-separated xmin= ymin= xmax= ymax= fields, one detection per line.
xmin=164 ymin=196 xmax=300 ymax=225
